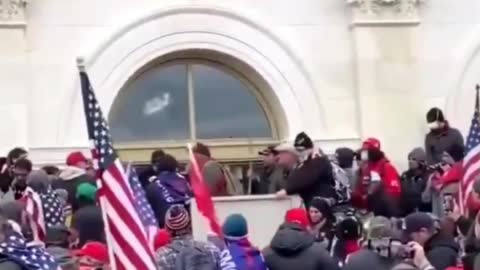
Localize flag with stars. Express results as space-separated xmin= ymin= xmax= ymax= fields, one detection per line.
xmin=23 ymin=187 xmax=46 ymax=242
xmin=79 ymin=69 xmax=157 ymax=270
xmin=462 ymin=86 xmax=480 ymax=212
xmin=0 ymin=232 xmax=60 ymax=270
xmin=40 ymin=188 xmax=65 ymax=229
xmin=126 ymin=164 xmax=158 ymax=248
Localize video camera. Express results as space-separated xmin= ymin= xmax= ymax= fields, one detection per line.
xmin=364 ymin=238 xmax=414 ymax=259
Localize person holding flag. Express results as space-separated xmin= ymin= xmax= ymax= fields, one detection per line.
xmin=77 ymin=58 xmax=157 ymax=270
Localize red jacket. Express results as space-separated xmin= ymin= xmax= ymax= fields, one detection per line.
xmin=353 ymin=159 xmax=401 ymax=208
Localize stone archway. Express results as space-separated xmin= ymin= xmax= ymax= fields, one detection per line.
xmin=59 ymin=4 xmax=326 ymax=146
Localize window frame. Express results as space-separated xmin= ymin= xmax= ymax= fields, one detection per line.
xmin=110 ymin=59 xmax=281 ymax=163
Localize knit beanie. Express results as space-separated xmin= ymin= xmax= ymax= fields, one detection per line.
xmin=309 ymin=197 xmax=334 ymax=224
xmin=294 ymin=132 xmax=314 ymax=151
xmin=285 ymin=208 xmax=309 ymax=229
xmin=76 ymin=183 xmax=97 ymax=202
xmin=408 ymin=147 xmax=427 ymax=164
xmin=165 ymin=204 xmax=191 ymax=237
xmin=222 ymin=214 xmax=248 ymax=238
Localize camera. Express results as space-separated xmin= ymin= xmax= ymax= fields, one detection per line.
xmin=365 ymin=238 xmax=414 ymax=259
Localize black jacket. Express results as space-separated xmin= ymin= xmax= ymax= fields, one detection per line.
xmin=263 ymin=223 xmax=340 ymax=270
xmin=285 ymin=155 xmax=336 ymax=209
xmin=425 ymin=232 xmax=459 ymax=270
xmin=71 ymin=204 xmax=105 ymax=247
xmin=343 ymin=249 xmax=398 ymax=270
xmin=399 ymin=169 xmax=430 ymax=215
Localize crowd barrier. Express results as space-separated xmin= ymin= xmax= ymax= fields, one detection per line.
xmin=191 ymin=195 xmax=302 ymax=249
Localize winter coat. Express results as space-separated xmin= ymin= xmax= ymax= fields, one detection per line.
xmin=155 ymin=236 xmax=221 ymax=270
xmin=425 ymin=125 xmax=464 ymax=165
xmin=285 ymin=155 xmax=336 ymax=209
xmin=354 ymin=158 xmax=401 ymax=217
xmin=250 ymin=166 xmax=286 ymax=195
xmin=425 ymin=232 xmax=459 ymax=270
xmin=71 ymin=204 xmax=105 ymax=247
xmin=400 ymin=169 xmax=430 ymax=216
xmin=343 ymin=249 xmax=398 ymax=270
xmin=53 ymin=166 xmax=96 ymax=212
xmin=263 ymin=223 xmax=340 ymax=270
xmin=187 ymin=153 xmax=232 ymax=196
xmin=145 ymin=171 xmax=192 ymax=228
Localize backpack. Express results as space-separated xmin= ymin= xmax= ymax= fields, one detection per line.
xmin=331 ymin=162 xmax=351 ymax=204
xmin=172 ymin=242 xmax=217 ymax=270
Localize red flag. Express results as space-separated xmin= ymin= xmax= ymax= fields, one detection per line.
xmin=187 ymin=144 xmax=222 ymax=237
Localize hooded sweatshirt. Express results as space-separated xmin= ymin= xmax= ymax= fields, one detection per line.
xmin=53 ymin=166 xmax=95 ymax=212
xmin=146 ymin=171 xmax=192 ymax=228
xmin=263 ymin=223 xmax=340 ymax=270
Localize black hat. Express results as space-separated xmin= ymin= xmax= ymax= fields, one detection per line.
xmin=404 ymin=212 xmax=434 ymax=234
xmin=335 ymin=148 xmax=356 ymax=169
xmin=294 ymin=132 xmax=314 ymax=151
xmin=426 ymin=107 xmax=445 ymax=123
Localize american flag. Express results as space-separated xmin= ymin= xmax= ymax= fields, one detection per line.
xmin=0 ymin=232 xmax=60 ymax=270
xmin=23 ymin=187 xmax=46 ymax=242
xmin=126 ymin=164 xmax=158 ymax=247
xmin=40 ymin=188 xmax=65 ymax=228
xmin=79 ymin=69 xmax=157 ymax=270
xmin=462 ymin=85 xmax=480 ymax=211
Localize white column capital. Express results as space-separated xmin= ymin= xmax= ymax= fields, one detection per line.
xmin=0 ymin=0 xmax=28 ymax=27
xmin=346 ymin=0 xmax=425 ymax=26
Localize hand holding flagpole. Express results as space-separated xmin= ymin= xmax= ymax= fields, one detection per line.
xmin=186 ymin=143 xmax=223 ymax=237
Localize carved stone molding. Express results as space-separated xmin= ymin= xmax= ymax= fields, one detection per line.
xmin=346 ymin=0 xmax=424 ymax=26
xmin=0 ymin=0 xmax=28 ymax=27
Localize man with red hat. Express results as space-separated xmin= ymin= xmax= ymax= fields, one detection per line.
xmin=352 ymin=138 xmax=401 ymax=217
xmin=52 ymin=151 xmax=96 ymax=214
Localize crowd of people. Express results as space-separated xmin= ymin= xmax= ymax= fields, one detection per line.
xmin=0 ymin=107 xmax=478 ymax=270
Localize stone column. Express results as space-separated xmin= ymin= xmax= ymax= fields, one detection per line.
xmin=346 ymin=0 xmax=425 ymax=168
xmin=0 ymin=0 xmax=28 ymax=153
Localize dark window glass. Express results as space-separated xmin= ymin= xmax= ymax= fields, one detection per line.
xmin=109 ymin=64 xmax=190 ymax=142
xmin=192 ymin=64 xmax=271 ymax=139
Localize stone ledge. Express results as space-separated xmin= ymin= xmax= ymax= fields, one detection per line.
xmin=0 ymin=0 xmax=27 ymax=27
xmin=346 ymin=0 xmax=424 ymax=26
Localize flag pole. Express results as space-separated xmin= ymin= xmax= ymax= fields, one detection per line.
xmin=76 ymin=57 xmax=86 ymax=72
xmin=76 ymin=59 xmax=117 ymax=270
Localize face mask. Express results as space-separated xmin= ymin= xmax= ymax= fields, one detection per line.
xmin=427 ymin=121 xmax=440 ymax=130
xmin=360 ymin=150 xmax=368 ymax=161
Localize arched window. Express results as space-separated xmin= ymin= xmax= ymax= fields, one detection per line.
xmin=109 ymin=60 xmax=278 ymax=162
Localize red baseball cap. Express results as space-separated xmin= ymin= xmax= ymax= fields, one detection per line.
xmin=66 ymin=151 xmax=88 ymax=166
xmin=362 ymin=138 xmax=381 ymax=150
xmin=285 ymin=208 xmax=310 ymax=229
xmin=74 ymin=241 xmax=109 ymax=263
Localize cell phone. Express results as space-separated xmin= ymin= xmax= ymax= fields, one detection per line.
xmin=443 ymin=193 xmax=455 ymax=212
